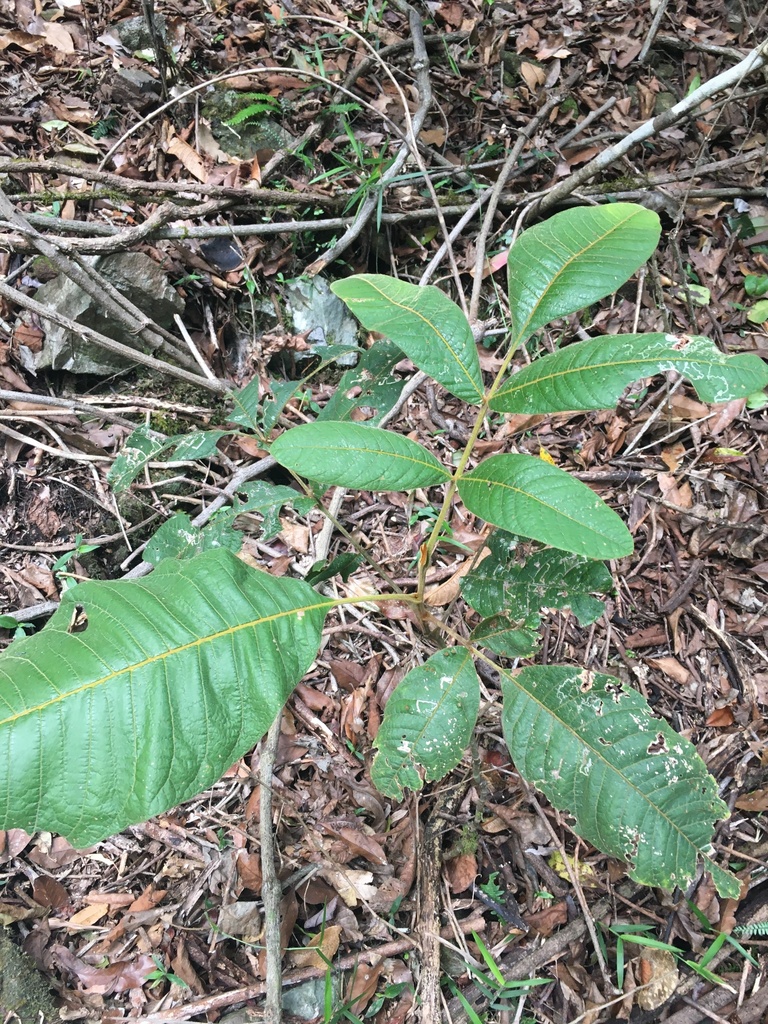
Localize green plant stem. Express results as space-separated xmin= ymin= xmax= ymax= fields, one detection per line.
xmin=419 ymin=335 xmax=523 ymax=600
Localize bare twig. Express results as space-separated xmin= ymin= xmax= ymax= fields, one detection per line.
xmin=534 ymin=38 xmax=768 ymax=216
xmin=468 ymin=69 xmax=581 ymax=322
xmin=260 ymin=716 xmax=284 ymax=1024
xmin=639 ymin=0 xmax=671 ymax=64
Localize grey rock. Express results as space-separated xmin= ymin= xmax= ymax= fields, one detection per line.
xmin=108 ymin=68 xmax=162 ymax=110
xmin=117 ymin=14 xmax=167 ymax=53
xmin=24 ymin=252 xmax=183 ymax=376
xmin=281 ymin=974 xmax=343 ymax=1020
xmin=201 ymin=88 xmax=295 ymax=160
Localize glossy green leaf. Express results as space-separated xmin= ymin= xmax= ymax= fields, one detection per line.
xmin=271 ymin=421 xmax=451 ymax=491
xmin=458 ymin=455 xmax=633 ymax=559
xmin=371 ymin=648 xmax=480 ymax=800
xmin=0 ymin=549 xmax=329 ymax=846
xmin=331 ymin=275 xmax=484 ymax=404
xmin=492 ymin=333 xmax=768 ymax=412
xmin=501 ymin=665 xmax=739 ymax=897
xmin=506 ymin=204 xmax=661 ymax=348
xmin=462 ymin=536 xmax=612 ymax=625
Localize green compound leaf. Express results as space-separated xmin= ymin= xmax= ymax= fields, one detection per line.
xmin=331 ymin=275 xmax=484 ymax=404
xmin=458 ymin=455 xmax=633 ymax=559
xmin=271 ymin=421 xmax=451 ymax=491
xmin=0 ymin=549 xmax=329 ymax=847
xmin=371 ymin=648 xmax=480 ymax=800
xmin=507 ymin=204 xmax=661 ymax=349
xmin=492 ymin=333 xmax=768 ymax=412
xmin=463 ymin=535 xmax=613 ymax=626
xmin=500 ymin=665 xmax=739 ymax=897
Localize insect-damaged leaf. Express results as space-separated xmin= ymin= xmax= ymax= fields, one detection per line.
xmin=372 ymin=649 xmax=480 ymax=800
xmin=501 ymin=665 xmax=739 ymax=897
xmin=492 ymin=332 xmax=768 ymax=413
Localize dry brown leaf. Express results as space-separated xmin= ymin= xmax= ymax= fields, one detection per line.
xmin=289 ymin=924 xmax=342 ymax=968
xmin=166 ymin=132 xmax=207 ymax=182
xmin=218 ymin=899 xmax=262 ymax=939
xmin=445 ymin=852 xmax=477 ymax=893
xmin=53 ymin=945 xmax=155 ymax=994
xmin=648 ymin=657 xmax=691 ymax=686
xmin=346 ymin=959 xmax=384 ymax=1016
xmin=279 ymin=517 xmax=310 ymax=553
xmin=419 ymin=127 xmax=446 ymax=146
xmin=636 ymin=947 xmax=678 ymax=1010
xmin=321 ymin=867 xmax=376 ymax=907
xmin=520 ymin=62 xmax=546 ymax=90
xmin=425 ymin=547 xmax=490 ymax=607
xmin=335 ymin=827 xmax=387 ymax=866
xmin=68 ymin=902 xmax=109 ymax=927
xmin=524 ymin=900 xmax=568 ymax=936
xmin=32 ymin=876 xmax=70 ymax=910
xmin=735 ymin=786 xmax=768 ymax=812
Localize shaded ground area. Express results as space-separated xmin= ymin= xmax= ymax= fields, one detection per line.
xmin=0 ymin=0 xmax=767 ymax=1021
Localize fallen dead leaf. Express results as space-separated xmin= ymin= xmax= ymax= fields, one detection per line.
xmin=68 ymin=902 xmax=109 ymax=927
xmin=636 ymin=947 xmax=679 ymax=1010
xmin=321 ymin=867 xmax=376 ymax=907
xmin=289 ymin=924 xmax=342 ymax=968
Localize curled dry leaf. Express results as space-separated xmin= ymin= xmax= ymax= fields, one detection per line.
xmin=321 ymin=867 xmax=376 ymax=907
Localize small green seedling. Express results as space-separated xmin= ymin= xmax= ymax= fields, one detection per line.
xmin=1 ymin=205 xmax=766 ymax=901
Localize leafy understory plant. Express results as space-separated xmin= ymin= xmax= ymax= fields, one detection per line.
xmin=2 ymin=205 xmax=766 ymax=899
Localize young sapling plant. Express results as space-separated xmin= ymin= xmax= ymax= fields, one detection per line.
xmin=1 ymin=204 xmax=766 ymax=899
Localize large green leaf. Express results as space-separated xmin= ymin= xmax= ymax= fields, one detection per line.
xmin=0 ymin=549 xmax=328 ymax=846
xmin=492 ymin=332 xmax=768 ymax=412
xmin=506 ymin=204 xmax=661 ymax=348
xmin=501 ymin=665 xmax=738 ymax=897
xmin=462 ymin=534 xmax=613 ymax=626
xmin=458 ymin=455 xmax=632 ymax=559
xmin=371 ymin=648 xmax=480 ymax=800
xmin=331 ymin=275 xmax=485 ymax=404
xmin=271 ymin=421 xmax=451 ymax=491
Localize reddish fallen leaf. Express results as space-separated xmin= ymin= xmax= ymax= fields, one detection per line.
xmin=128 ymin=884 xmax=167 ymax=912
xmin=735 ymin=787 xmax=768 ymax=812
xmin=236 ymin=850 xmax=263 ymax=892
xmin=53 ymin=945 xmax=155 ymax=994
xmin=524 ymin=900 xmax=568 ymax=936
xmin=705 ymin=707 xmax=734 ymax=728
xmin=445 ymin=852 xmax=477 ymax=894
xmin=346 ymin=958 xmax=384 ymax=1016
xmin=334 ymin=827 xmax=387 ymax=866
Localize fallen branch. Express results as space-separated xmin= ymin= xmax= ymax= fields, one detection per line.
xmin=535 ymin=37 xmax=768 ymax=216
